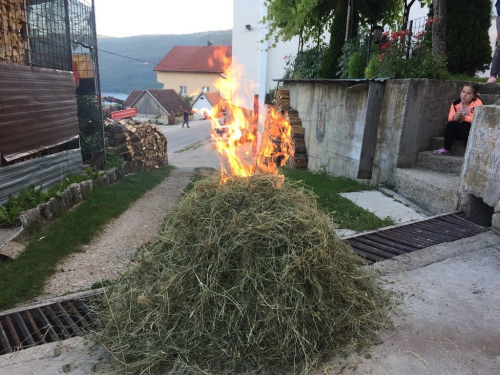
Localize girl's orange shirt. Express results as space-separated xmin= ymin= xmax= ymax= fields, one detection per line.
xmin=447 ymin=97 xmax=483 ymax=123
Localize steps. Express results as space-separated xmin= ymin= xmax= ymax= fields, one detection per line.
xmin=394 ymin=86 xmax=499 ymax=215
xmin=395 ymin=137 xmax=465 ymax=215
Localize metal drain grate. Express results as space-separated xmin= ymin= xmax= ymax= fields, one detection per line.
xmin=0 ymin=299 xmax=95 ymax=355
xmin=344 ymin=212 xmax=487 ymax=262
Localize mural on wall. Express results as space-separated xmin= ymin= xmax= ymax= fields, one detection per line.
xmin=316 ymin=102 xmax=326 ymax=143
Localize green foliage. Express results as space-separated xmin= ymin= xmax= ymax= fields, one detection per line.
xmin=180 ymin=93 xmax=194 ymax=107
xmin=0 ymin=170 xmax=101 ymax=228
xmin=105 ymin=147 xmax=124 ymax=170
xmin=282 ymin=168 xmax=394 ymax=231
xmin=319 ymin=0 xmax=348 ymax=78
xmin=364 ymin=53 xmax=383 ymax=79
xmin=338 ymin=39 xmax=370 ymax=78
xmin=445 ymin=0 xmax=492 ymax=75
xmin=263 ymin=0 xmax=334 ymax=47
xmin=364 ymin=29 xmax=448 ymax=79
xmin=263 ymin=0 xmax=405 ymax=49
xmin=283 ymin=42 xmax=328 ymax=79
xmin=0 ymin=166 xmax=174 ymax=309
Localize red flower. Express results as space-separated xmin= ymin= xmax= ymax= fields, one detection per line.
xmin=379 ymin=53 xmax=387 ymax=62
xmin=380 ymin=42 xmax=390 ymax=50
xmin=391 ymin=32 xmax=398 ymax=40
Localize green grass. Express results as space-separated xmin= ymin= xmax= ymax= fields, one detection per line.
xmin=282 ymin=168 xmax=394 ymax=231
xmin=0 ymin=166 xmax=174 ymax=309
xmin=0 ymin=166 xmax=392 ymax=310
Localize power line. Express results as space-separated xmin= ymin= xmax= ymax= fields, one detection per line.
xmin=97 ymin=48 xmax=159 ymax=65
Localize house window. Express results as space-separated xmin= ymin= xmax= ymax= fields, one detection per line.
xmin=180 ymin=86 xmax=187 ymax=95
xmin=202 ymin=86 xmax=209 ymax=92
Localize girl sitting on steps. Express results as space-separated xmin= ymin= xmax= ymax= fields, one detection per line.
xmin=434 ymin=83 xmax=482 ymax=155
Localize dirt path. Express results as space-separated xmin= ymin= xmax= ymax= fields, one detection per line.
xmin=31 ymin=168 xmax=196 ymax=302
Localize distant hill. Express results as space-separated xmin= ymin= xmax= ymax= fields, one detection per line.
xmin=97 ymin=30 xmax=232 ymax=95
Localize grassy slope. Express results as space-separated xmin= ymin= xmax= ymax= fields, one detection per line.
xmin=0 ymin=166 xmax=173 ymax=309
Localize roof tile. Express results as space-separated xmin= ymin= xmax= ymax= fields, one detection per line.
xmin=154 ymin=46 xmax=232 ymax=73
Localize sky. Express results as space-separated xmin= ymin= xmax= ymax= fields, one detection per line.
xmin=94 ymin=0 xmax=234 ymax=38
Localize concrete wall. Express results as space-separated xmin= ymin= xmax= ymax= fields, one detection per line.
xmin=374 ymin=79 xmax=463 ymax=183
xmin=155 ymin=72 xmax=220 ymax=98
xmin=460 ymin=105 xmax=500 ymax=229
xmin=284 ymin=78 xmax=468 ymax=185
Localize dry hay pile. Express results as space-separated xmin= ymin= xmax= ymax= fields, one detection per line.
xmin=95 ymin=175 xmax=389 ymax=374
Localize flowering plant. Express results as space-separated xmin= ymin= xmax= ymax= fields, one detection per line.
xmin=365 ymin=19 xmax=448 ymax=79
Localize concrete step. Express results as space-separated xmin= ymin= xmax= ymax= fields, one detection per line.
xmin=478 ymin=82 xmax=500 ymax=95
xmin=394 ymin=167 xmax=461 ymax=215
xmin=430 ymin=137 xmax=466 ymax=156
xmin=417 ymin=151 xmax=463 ymax=174
xmin=480 ymin=94 xmax=499 ymax=105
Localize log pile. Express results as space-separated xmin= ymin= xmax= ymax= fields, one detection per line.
xmin=0 ymin=0 xmax=27 ymax=65
xmin=273 ymin=90 xmax=308 ymax=170
xmin=105 ymin=119 xmax=168 ymax=170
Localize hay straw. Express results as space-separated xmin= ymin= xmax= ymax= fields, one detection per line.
xmin=94 ymin=175 xmax=389 ymax=374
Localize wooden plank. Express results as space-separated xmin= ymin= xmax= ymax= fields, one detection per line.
xmin=357 ymin=82 xmax=385 ymax=180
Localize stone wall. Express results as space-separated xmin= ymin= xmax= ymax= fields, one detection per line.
xmin=17 ymin=168 xmax=120 ymax=234
xmin=459 ymin=105 xmax=500 ymax=230
xmin=284 ymin=78 xmax=469 ymax=185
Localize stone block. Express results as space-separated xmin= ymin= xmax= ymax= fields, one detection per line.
xmin=492 ymin=213 xmax=500 ymax=230
xmin=68 ymin=183 xmax=83 ymax=205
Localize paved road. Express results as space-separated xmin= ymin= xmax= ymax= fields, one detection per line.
xmin=156 ymin=119 xmax=215 ymax=153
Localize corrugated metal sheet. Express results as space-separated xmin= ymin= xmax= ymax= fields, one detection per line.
xmin=0 ymin=64 xmax=80 ymax=162
xmin=0 ymin=149 xmax=83 ymax=205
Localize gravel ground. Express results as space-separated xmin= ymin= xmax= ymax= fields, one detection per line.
xmin=29 ymin=167 xmax=197 ymax=303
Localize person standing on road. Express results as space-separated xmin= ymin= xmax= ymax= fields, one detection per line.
xmin=487 ymin=1 xmax=500 ymax=83
xmin=182 ymin=111 xmax=190 ymax=128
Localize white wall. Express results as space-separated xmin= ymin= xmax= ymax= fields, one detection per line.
xmin=232 ymin=0 xmax=304 ymax=109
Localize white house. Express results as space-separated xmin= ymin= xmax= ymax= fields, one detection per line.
xmin=232 ymin=0 xmax=306 ymax=110
xmin=191 ymin=92 xmax=225 ymax=120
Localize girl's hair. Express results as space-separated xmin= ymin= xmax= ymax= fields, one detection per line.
xmin=466 ymin=82 xmax=480 ymax=96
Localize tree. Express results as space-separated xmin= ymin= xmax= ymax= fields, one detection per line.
xmin=263 ymin=0 xmax=406 ymax=78
xmin=432 ymin=0 xmax=446 ymax=58
xmin=445 ymin=0 xmax=492 ymax=75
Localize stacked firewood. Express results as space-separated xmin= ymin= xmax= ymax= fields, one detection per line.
xmin=273 ymin=89 xmax=291 ymax=112
xmin=105 ymin=119 xmax=168 ymax=169
xmin=284 ymin=109 xmax=307 ymax=170
xmin=273 ymin=90 xmax=308 ymax=170
xmin=0 ymin=0 xmax=27 ymax=64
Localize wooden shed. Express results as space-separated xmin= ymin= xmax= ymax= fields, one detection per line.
xmin=125 ymin=89 xmax=191 ymax=125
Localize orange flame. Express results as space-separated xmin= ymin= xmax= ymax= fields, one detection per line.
xmin=208 ymin=48 xmax=295 ymax=183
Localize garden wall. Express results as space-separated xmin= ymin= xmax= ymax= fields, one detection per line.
xmin=283 ymin=78 xmax=465 ymax=184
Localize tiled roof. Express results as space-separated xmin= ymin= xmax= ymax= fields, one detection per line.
xmin=202 ymin=92 xmax=224 ymax=107
xmin=154 ymin=46 xmax=232 ymax=73
xmin=146 ymin=89 xmax=191 ymax=116
xmin=123 ymin=90 xmax=143 ymax=107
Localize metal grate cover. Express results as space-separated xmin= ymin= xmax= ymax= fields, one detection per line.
xmin=344 ymin=212 xmax=486 ymax=262
xmin=0 ymin=299 xmax=95 ymax=355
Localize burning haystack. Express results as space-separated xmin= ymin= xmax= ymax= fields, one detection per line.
xmin=95 ymin=175 xmax=389 ymax=375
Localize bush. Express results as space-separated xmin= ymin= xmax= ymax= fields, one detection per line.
xmin=283 ymin=42 xmax=329 ymax=79
xmin=446 ymin=0 xmax=492 ymax=75
xmin=365 ymin=28 xmax=448 ymax=79
xmin=0 ymin=169 xmax=100 ymax=228
xmin=338 ymin=38 xmax=370 ymax=79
